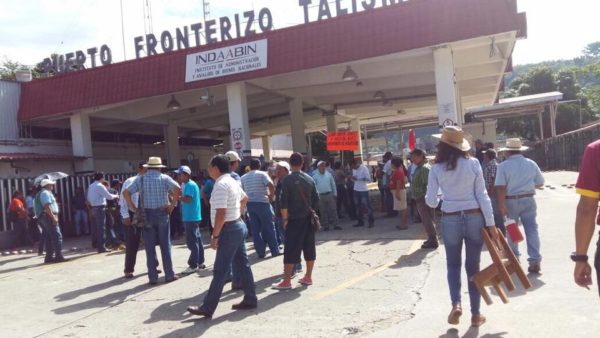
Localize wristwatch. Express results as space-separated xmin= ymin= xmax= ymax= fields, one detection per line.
xmin=570 ymin=253 xmax=588 ymax=262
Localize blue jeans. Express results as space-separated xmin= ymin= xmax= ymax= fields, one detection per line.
xmin=505 ymin=197 xmax=541 ymax=263
xmin=247 ymin=202 xmax=280 ymax=258
xmin=143 ymin=208 xmax=175 ymax=282
xmin=490 ymin=195 xmax=506 ymax=236
xmin=353 ymin=191 xmax=374 ymax=225
xmin=39 ymin=214 xmax=64 ymax=262
xmin=73 ymin=209 xmax=89 ymax=236
xmin=201 ymin=220 xmax=257 ymax=315
xmin=184 ymin=222 xmax=205 ymax=268
xmin=440 ymin=212 xmax=485 ymax=315
xmin=91 ymin=206 xmax=108 ymax=250
xmin=274 ymin=212 xmax=284 ymax=246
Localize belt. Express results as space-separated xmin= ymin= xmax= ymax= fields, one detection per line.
xmin=319 ymin=192 xmax=332 ymax=195
xmin=224 ymin=218 xmax=242 ymax=226
xmin=442 ymin=208 xmax=481 ymax=216
xmin=506 ymin=193 xmax=534 ymax=199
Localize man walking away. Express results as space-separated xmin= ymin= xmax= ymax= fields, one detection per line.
xmin=177 ymin=165 xmax=206 ymax=275
xmin=350 ymin=158 xmax=375 ymax=228
xmin=37 ymin=180 xmax=67 ymax=263
xmin=272 ymin=153 xmax=319 ymax=290
xmin=72 ymin=187 xmax=90 ymax=237
xmin=313 ymin=161 xmax=340 ymax=231
xmin=87 ymin=172 xmax=119 ymax=253
xmin=187 ymin=155 xmax=257 ymax=318
xmin=120 ymin=162 xmax=159 ymax=279
xmin=124 ymin=157 xmax=181 ymax=285
xmin=241 ymin=158 xmax=280 ymax=258
xmin=410 ymin=149 xmax=438 ymax=249
xmin=495 ymin=138 xmax=545 ymax=274
xmin=483 ymin=149 xmax=505 ymax=236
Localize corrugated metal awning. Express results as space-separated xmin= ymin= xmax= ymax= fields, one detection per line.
xmin=0 ymin=153 xmax=86 ymax=162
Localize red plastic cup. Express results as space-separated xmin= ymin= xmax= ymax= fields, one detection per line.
xmin=505 ymin=218 xmax=524 ymax=243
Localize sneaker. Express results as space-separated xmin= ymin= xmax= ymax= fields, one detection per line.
xmin=528 ymin=263 xmax=541 ymax=274
xmin=298 ymin=276 xmax=313 ymax=286
xmin=271 ymin=280 xmax=292 ymax=290
xmin=182 ymin=267 xmax=198 ymax=275
xmin=421 ymin=240 xmax=439 ymax=249
xmin=198 ymin=264 xmax=206 ymax=270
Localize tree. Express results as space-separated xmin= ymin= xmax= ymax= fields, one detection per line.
xmin=583 ymin=41 xmax=600 ymax=59
xmin=0 ymin=57 xmax=27 ymax=81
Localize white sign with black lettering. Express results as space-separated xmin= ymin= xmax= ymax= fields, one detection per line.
xmin=185 ymin=39 xmax=268 ymax=83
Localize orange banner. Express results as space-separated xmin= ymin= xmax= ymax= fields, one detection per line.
xmin=327 ymin=131 xmax=360 ymax=151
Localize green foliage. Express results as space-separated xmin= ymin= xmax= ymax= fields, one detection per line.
xmin=501 ymin=42 xmax=600 ymax=139
xmin=0 ymin=56 xmax=46 ymax=81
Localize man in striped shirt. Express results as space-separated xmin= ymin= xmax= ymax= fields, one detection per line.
xmin=241 ymin=159 xmax=280 ymax=258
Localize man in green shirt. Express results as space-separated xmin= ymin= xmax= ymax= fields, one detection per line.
xmin=410 ymin=149 xmax=438 ymax=249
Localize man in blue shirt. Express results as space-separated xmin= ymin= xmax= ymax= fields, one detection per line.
xmin=313 ymin=161 xmax=340 ymax=231
xmin=177 ymin=166 xmax=206 ymax=275
xmin=495 ymin=138 xmax=545 ymax=274
xmin=241 ymin=158 xmax=280 ymax=258
xmin=37 ymin=179 xmax=67 ymax=263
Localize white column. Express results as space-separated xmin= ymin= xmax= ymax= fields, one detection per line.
xmin=227 ymin=82 xmax=252 ymax=159
xmin=538 ymin=111 xmax=545 ymax=140
xmin=164 ymin=123 xmax=180 ymax=168
xmin=326 ymin=114 xmax=338 ymax=132
xmin=261 ymin=135 xmax=272 ymax=160
xmin=434 ymin=46 xmax=461 ymax=128
xmin=70 ymin=114 xmax=94 ymax=172
xmin=351 ymin=119 xmax=363 ymax=162
xmin=289 ymin=98 xmax=307 ymax=154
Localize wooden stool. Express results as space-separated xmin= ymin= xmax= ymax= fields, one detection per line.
xmin=470 ymin=227 xmax=532 ymax=305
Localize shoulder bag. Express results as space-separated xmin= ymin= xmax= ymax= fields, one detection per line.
xmin=295 ymin=177 xmax=321 ymax=232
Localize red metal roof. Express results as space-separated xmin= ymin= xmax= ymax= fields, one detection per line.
xmin=0 ymin=153 xmax=86 ymax=161
xmin=18 ymin=0 xmax=526 ymax=121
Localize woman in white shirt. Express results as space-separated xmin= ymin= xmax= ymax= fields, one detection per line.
xmin=425 ymin=126 xmax=498 ymax=327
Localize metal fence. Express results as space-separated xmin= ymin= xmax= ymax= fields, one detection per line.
xmin=529 ymin=123 xmax=600 ymax=171
xmin=1 ymin=173 xmax=134 ymax=234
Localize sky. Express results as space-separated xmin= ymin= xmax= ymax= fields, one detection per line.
xmin=0 ymin=0 xmax=598 ymax=68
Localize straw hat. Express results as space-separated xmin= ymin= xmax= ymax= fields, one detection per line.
xmin=433 ymin=126 xmax=471 ymax=152
xmin=143 ymin=157 xmax=166 ymax=168
xmin=40 ymin=179 xmax=56 ymax=187
xmin=499 ymin=138 xmax=529 ymax=152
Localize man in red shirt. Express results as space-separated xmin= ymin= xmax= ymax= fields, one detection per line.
xmin=390 ymin=157 xmax=408 ymax=230
xmin=573 ymin=139 xmax=600 ymax=294
xmin=9 ymin=191 xmax=28 ymax=247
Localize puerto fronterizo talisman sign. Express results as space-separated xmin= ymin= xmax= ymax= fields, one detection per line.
xmin=185 ymin=39 xmax=268 ymax=82
xmin=327 ymin=131 xmax=360 ymax=151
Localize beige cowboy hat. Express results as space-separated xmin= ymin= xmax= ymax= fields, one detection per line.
xmin=432 ymin=126 xmax=471 ymax=152
xmin=143 ymin=156 xmax=166 ymax=168
xmin=499 ymin=138 xmax=529 ymax=152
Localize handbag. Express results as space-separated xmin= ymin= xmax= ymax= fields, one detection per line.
xmin=295 ymin=178 xmax=321 ymax=232
xmin=131 ymin=177 xmax=147 ymax=228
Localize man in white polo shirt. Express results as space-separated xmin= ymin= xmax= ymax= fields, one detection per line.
xmin=188 ymin=154 xmax=257 ymax=318
xmin=350 ymin=158 xmax=375 ymax=228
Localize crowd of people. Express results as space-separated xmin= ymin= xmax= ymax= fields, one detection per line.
xmin=5 ymin=125 xmax=565 ymax=326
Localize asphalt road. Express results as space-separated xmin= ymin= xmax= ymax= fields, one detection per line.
xmin=1 ymin=171 xmax=594 ymax=338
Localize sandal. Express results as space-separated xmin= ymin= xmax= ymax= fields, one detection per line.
xmin=471 ymin=314 xmax=486 ymax=327
xmin=447 ymin=304 xmax=462 ymax=325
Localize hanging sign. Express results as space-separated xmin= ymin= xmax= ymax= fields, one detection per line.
xmin=185 ymin=39 xmax=268 ymax=82
xmin=327 ymin=131 xmax=360 ymax=151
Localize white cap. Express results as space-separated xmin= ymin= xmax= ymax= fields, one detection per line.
xmin=277 ymin=161 xmax=290 ymax=172
xmin=40 ymin=179 xmax=56 ymax=187
xmin=176 ymin=165 xmax=192 ymax=175
xmin=317 ymin=161 xmax=327 ymax=167
xmin=225 ymin=151 xmax=241 ymax=162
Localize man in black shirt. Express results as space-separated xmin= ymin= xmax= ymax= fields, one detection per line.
xmin=272 ymin=153 xmax=319 ymax=290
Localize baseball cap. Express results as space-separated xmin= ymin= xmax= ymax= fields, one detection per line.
xmin=277 ymin=161 xmax=290 ymax=171
xmin=225 ymin=151 xmax=241 ymax=162
xmin=317 ymin=161 xmax=327 ymax=167
xmin=176 ymin=165 xmax=192 ymax=175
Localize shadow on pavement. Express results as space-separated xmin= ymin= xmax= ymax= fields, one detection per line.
xmin=0 ymin=255 xmax=37 ymax=267
xmin=440 ymin=327 xmax=509 ymax=338
xmin=52 ymin=283 xmax=151 ymax=315
xmin=489 ymin=273 xmax=546 ymax=299
xmin=389 ymin=248 xmax=436 ymax=269
xmin=0 ymin=251 xmax=96 ymax=276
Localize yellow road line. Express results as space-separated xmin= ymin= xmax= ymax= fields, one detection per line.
xmin=312 ymin=236 xmax=424 ymax=301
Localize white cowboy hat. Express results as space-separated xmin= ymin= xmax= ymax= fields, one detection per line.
xmin=143 ymin=157 xmax=166 ymax=168
xmin=225 ymin=151 xmax=241 ymax=162
xmin=40 ymin=178 xmax=56 ymax=187
xmin=499 ymin=138 xmax=529 ymax=152
xmin=433 ymin=126 xmax=471 ymax=152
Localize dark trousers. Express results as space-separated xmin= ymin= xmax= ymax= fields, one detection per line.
xmin=336 ymin=184 xmax=355 ymax=218
xmin=124 ymin=224 xmax=142 ymax=274
xmin=415 ymin=197 xmax=437 ymax=239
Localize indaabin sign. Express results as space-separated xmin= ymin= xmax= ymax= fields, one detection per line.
xmin=185 ymin=39 xmax=268 ymax=82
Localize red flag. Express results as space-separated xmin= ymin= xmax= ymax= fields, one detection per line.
xmin=408 ymin=129 xmax=416 ymax=151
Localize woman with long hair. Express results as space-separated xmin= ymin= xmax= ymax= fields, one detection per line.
xmin=425 ymin=126 xmax=498 ymax=327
